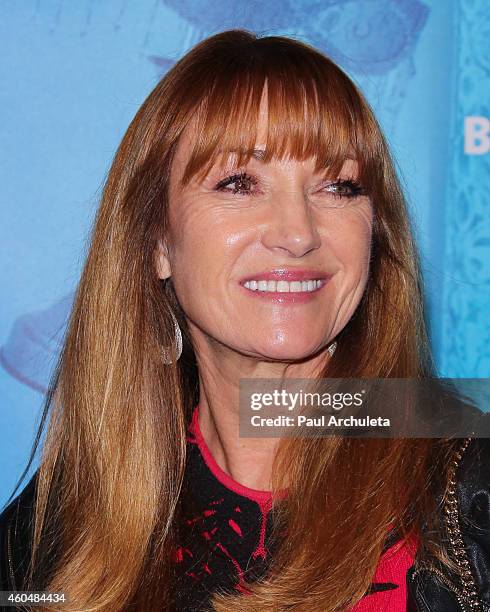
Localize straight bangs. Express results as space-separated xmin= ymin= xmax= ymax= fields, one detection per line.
xmin=179 ymin=36 xmax=384 ymax=192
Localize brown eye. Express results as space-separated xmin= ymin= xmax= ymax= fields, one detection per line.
xmin=323 ymin=179 xmax=366 ymax=199
xmin=215 ymin=172 xmax=258 ymax=195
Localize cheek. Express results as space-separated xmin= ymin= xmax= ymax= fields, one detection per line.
xmin=167 ymin=204 xmax=251 ymax=300
xmin=170 ymin=203 xmax=212 ymax=267
xmin=324 ymin=207 xmax=373 ymax=276
xmin=348 ymin=229 xmax=372 ymax=273
xmin=172 ymin=189 xmax=266 ymax=257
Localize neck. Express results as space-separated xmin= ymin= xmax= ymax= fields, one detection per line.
xmin=189 ymin=325 xmax=330 ymax=492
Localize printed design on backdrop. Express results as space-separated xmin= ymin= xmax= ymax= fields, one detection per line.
xmin=443 ymin=0 xmax=490 ymax=376
xmin=152 ymin=0 xmax=429 ymax=134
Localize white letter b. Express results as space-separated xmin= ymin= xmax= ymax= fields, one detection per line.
xmin=465 ymin=116 xmax=490 ymax=155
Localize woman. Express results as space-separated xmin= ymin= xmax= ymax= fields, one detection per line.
xmin=1 ymin=29 xmax=489 ymax=612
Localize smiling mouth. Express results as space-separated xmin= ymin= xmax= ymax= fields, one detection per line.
xmin=239 ymin=277 xmax=328 ymax=303
xmin=243 ymin=279 xmax=325 ymax=293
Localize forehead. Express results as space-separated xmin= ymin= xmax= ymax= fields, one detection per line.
xmin=170 ymin=125 xmax=359 ymax=192
xmin=169 ymin=72 xmax=375 ymax=192
xmin=172 ymin=88 xmax=269 ymax=172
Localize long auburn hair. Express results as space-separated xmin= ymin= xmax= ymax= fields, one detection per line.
xmin=9 ymin=29 xmax=457 ymax=611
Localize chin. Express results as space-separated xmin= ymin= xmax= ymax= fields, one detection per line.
xmin=253 ymin=339 xmax=323 ymax=362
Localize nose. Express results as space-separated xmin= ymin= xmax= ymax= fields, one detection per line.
xmin=261 ymin=189 xmax=321 ymax=257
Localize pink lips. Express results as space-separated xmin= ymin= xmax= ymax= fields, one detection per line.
xmin=239 ymin=269 xmax=332 ymax=304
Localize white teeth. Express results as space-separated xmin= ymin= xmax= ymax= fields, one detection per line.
xmin=243 ymin=279 xmax=323 ymax=292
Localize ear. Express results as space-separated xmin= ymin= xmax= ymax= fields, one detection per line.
xmin=155 ymin=237 xmax=172 ymax=280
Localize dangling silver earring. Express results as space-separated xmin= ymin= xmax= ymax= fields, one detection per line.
xmin=162 ymin=309 xmax=183 ymax=364
xmin=327 ymin=340 xmax=337 ymax=357
xmin=161 ymin=276 xmax=183 ymax=364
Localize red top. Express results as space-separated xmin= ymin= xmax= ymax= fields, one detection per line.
xmin=172 ymin=405 xmax=417 ymax=610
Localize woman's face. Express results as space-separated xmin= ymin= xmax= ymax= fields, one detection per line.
xmin=156 ymin=97 xmax=373 ymax=362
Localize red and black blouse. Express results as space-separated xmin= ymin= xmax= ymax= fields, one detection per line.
xmin=172 ymin=405 xmax=417 ymax=611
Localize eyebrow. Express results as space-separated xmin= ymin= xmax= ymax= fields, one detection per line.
xmin=216 ymin=147 xmax=267 ymax=161
xmin=250 ymin=148 xmax=266 ymax=160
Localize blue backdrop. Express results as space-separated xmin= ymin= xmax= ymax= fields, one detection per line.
xmin=1 ymin=0 xmax=489 ymax=504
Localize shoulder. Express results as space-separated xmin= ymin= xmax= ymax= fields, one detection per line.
xmin=0 ymin=470 xmax=38 ymax=519
xmin=450 ymin=437 xmax=490 ymax=607
xmin=0 ymin=469 xmax=38 ymax=533
xmin=456 ymin=437 xmax=490 ymax=570
xmin=406 ymin=438 xmax=490 ymax=611
xmin=457 ymin=437 xmax=490 ymax=510
xmin=0 ymin=470 xmax=39 ymax=590
xmin=459 ymin=435 xmax=490 ymax=469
